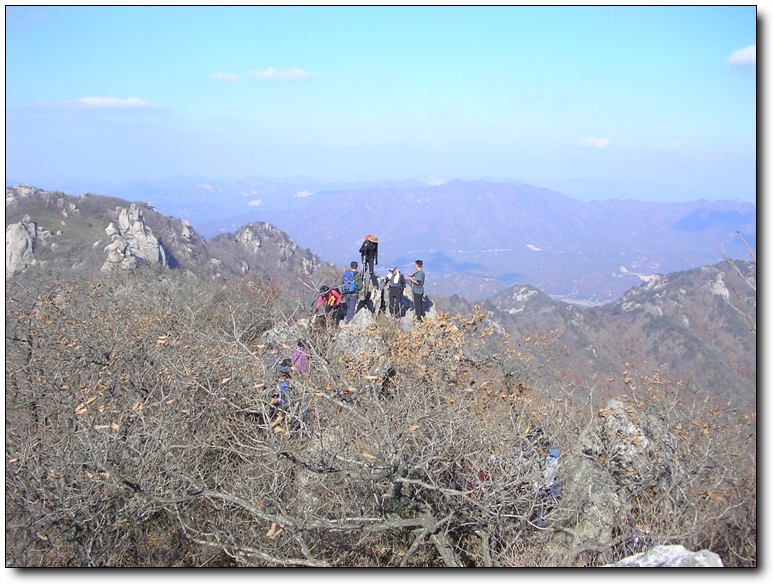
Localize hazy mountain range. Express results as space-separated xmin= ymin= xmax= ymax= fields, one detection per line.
xmin=6 ymin=176 xmax=755 ymax=304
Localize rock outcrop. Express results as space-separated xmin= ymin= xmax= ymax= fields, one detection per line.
xmin=333 ymin=308 xmax=388 ymax=373
xmin=102 ymin=204 xmax=167 ymax=272
xmin=6 ymin=185 xmax=338 ymax=290
xmin=6 ymin=216 xmax=40 ymax=278
xmin=6 ymin=183 xmax=42 ymax=208
xmin=605 ymin=545 xmax=723 ymax=567
xmin=549 ymin=397 xmax=677 ymax=554
xmin=235 ymin=222 xmax=327 ymax=277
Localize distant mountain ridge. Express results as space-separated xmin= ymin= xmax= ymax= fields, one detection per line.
xmin=219 ymin=179 xmax=754 ymax=303
xmin=6 ymin=178 xmax=755 ymax=304
xmin=11 ymin=175 xmax=428 ymax=228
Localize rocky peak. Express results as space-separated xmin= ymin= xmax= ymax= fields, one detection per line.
xmin=228 ymin=221 xmax=331 ymax=278
xmin=102 ymin=203 xmax=167 ymax=272
xmin=6 ymin=184 xmax=43 ymax=208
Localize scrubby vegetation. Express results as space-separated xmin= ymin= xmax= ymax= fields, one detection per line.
xmin=437 ymin=259 xmax=757 ymax=413
xmin=5 ymin=266 xmax=756 ymax=567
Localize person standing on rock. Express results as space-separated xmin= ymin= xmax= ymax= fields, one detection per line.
xmin=408 ymin=260 xmax=426 ymax=323
xmin=386 ymin=266 xmax=406 ymax=317
xmin=359 ymin=235 xmax=379 ymax=286
xmin=341 ymin=261 xmax=364 ymax=324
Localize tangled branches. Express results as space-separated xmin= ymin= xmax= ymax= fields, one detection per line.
xmin=5 ymin=269 xmax=756 ymax=566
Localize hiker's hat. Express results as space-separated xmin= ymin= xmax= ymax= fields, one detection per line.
xmin=369 ymin=235 xmax=379 ymax=243
xmin=549 ymin=447 xmax=559 ymax=458
xmin=389 ymin=266 xmax=397 ymax=271
xmin=320 ymin=285 xmax=330 ymax=293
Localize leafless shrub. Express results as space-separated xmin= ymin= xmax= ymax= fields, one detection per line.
xmin=5 ymin=270 xmax=755 ymax=566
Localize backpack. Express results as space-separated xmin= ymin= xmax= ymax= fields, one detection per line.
xmin=342 ymin=270 xmax=357 ymax=294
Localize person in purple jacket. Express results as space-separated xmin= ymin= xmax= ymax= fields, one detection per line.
xmin=292 ymin=339 xmax=308 ymax=374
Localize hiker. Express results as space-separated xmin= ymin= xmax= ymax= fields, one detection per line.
xmin=262 ymin=343 xmax=281 ymax=371
xmin=313 ymin=285 xmax=342 ymax=329
xmin=292 ymin=339 xmax=308 ymax=374
xmin=341 ymin=261 xmax=364 ymax=323
xmin=518 ymin=426 xmax=549 ymax=463
xmin=375 ymin=275 xmax=388 ymax=314
xmin=276 ymin=357 xmax=293 ymax=377
xmin=269 ymin=361 xmax=292 ymax=414
xmin=540 ymin=447 xmax=561 ymax=493
xmin=624 ymin=525 xmax=652 ymax=555
xmin=531 ymin=446 xmax=562 ymax=528
xmin=386 ymin=266 xmax=406 ymax=317
xmin=359 ymin=234 xmax=379 ymax=286
xmin=408 ymin=260 xmax=426 ymax=322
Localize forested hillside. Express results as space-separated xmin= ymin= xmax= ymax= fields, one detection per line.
xmin=434 ymin=260 xmax=756 ymax=413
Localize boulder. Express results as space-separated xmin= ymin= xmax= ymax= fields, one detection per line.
xmin=547 ymin=398 xmax=655 ymax=553
xmin=551 ymin=450 xmax=621 ymax=548
xmin=260 ymin=321 xmax=305 ymax=349
xmin=332 ymin=309 xmax=390 ymax=378
xmin=181 ymin=220 xmax=193 ymax=242
xmin=577 ymin=398 xmax=651 ymax=488
xmin=605 ymin=545 xmax=723 ymax=567
xmin=5 ymin=217 xmax=38 ymax=278
xmin=402 ymin=294 xmax=437 ymax=322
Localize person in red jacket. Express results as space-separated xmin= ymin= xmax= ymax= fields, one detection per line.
xmin=314 ymin=285 xmax=342 ymax=329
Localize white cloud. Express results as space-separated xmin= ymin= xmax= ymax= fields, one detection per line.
xmin=247 ymin=67 xmax=312 ymax=81
xmin=208 ymin=72 xmax=241 ymax=83
xmin=728 ymin=44 xmax=756 ymax=66
xmin=579 ymin=137 xmax=611 ymax=149
xmin=293 ymin=190 xmax=314 ymax=198
xmin=73 ymin=96 xmax=161 ymax=109
xmin=248 ymin=199 xmax=262 ymax=206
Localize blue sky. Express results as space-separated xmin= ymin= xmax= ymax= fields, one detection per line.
xmin=5 ymin=5 xmax=757 ymax=203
